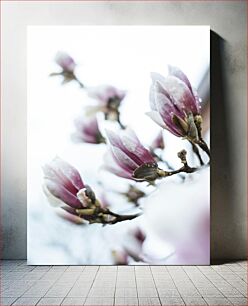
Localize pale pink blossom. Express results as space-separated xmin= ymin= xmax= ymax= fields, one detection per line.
xmin=86 ymin=85 xmax=126 ymax=121
xmin=150 ymin=131 xmax=165 ymax=150
xmin=104 ymin=128 xmax=160 ymax=182
xmin=43 ymin=158 xmax=140 ymax=225
xmin=72 ymin=115 xmax=105 ymax=144
xmin=144 ymin=168 xmax=210 ymax=264
xmin=43 ymin=157 xmax=94 ymax=212
xmin=55 ymin=51 xmax=76 ymax=73
xmin=113 ymin=228 xmax=146 ymax=264
xmin=147 ymin=66 xmax=201 ymax=141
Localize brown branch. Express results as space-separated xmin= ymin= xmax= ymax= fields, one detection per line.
xmin=157 ymin=149 xmax=197 ymax=179
xmin=197 ymin=138 xmax=210 ymax=158
xmin=190 ymin=141 xmax=204 ymax=166
xmin=76 ymin=206 xmax=141 ymax=225
xmin=116 ymin=111 xmax=126 ymax=130
xmin=104 ymin=210 xmax=141 ymax=225
xmin=74 ymin=76 xmax=85 ymax=88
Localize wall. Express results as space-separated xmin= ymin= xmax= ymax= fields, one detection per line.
xmin=1 ymin=1 xmax=247 ymax=260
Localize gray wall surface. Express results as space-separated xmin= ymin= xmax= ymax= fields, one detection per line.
xmin=1 ymin=1 xmax=247 ymax=260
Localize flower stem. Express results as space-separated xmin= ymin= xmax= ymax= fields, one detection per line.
xmin=196 ymin=138 xmax=210 ymax=159
xmin=74 ymin=76 xmax=85 ymax=88
xmin=152 ymin=150 xmax=186 ymax=180
xmin=116 ymin=111 xmax=126 ymax=129
xmin=103 ymin=210 xmax=141 ymax=225
xmin=159 ymin=149 xmax=197 ymax=179
xmin=76 ymin=206 xmax=141 ymax=225
xmin=190 ymin=141 xmax=204 ymax=166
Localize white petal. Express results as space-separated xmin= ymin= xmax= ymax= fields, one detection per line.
xmin=120 ymin=128 xmax=140 ymax=152
xmin=146 ymin=111 xmax=166 ymax=129
xmin=43 ymin=184 xmax=65 ymax=208
xmin=149 ymin=84 xmax=157 ymax=110
xmin=150 ymin=72 xmax=166 ymax=84
xmin=112 ymin=147 xmax=139 ymax=170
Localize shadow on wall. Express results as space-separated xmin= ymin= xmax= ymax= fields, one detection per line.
xmin=210 ymin=31 xmax=239 ymax=264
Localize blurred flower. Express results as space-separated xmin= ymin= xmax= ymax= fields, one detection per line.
xmin=86 ymin=85 xmax=126 ymax=122
xmin=121 ymin=185 xmax=145 ymax=206
xmin=98 ymin=192 xmax=110 ymax=209
xmin=50 ymin=52 xmax=84 ymax=86
xmin=104 ymin=128 xmax=164 ymax=182
xmin=112 ymin=228 xmax=146 ymax=264
xmin=150 ymin=131 xmax=165 ymax=150
xmin=123 ymin=228 xmax=146 ymax=262
xmin=72 ymin=115 xmax=105 ymax=144
xmin=112 ymin=250 xmax=128 ymax=265
xmin=55 ymin=51 xmax=76 ymax=73
xmin=57 ymin=209 xmax=86 ymax=225
xmin=144 ymin=168 xmax=210 ymax=264
xmin=146 ymin=66 xmax=202 ymax=142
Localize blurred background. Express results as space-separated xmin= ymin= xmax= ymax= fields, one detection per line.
xmin=27 ymin=26 xmax=210 ymax=264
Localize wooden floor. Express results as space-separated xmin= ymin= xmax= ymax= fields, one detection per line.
xmin=1 ymin=260 xmax=247 ymax=305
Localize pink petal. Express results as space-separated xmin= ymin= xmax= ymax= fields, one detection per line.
xmin=151 ymin=131 xmax=164 ymax=149
xmin=146 ymin=111 xmax=181 ymax=137
xmin=168 ymin=65 xmax=193 ymax=94
xmin=155 ymin=92 xmax=184 ymax=136
xmin=111 ymin=147 xmax=139 ymax=172
xmin=159 ymin=75 xmax=198 ymax=115
xmin=106 ymin=129 xmax=142 ymax=165
xmin=105 ymin=129 xmax=124 ymax=148
xmin=43 ymin=158 xmax=85 ymax=193
xmin=51 ymin=158 xmax=85 ymax=190
xmin=45 ymin=179 xmax=82 ymax=209
xmin=73 ymin=115 xmax=102 ymax=144
xmin=43 ymin=164 xmax=78 ymax=195
xmin=55 ymin=52 xmax=76 ymax=72
xmin=107 ymin=129 xmax=154 ymax=166
xmin=72 ymin=132 xmax=97 ymax=144
xmin=87 ymin=85 xmax=126 ymax=104
xmin=103 ymin=150 xmax=132 ymax=179
xmin=121 ymin=130 xmax=155 ymax=164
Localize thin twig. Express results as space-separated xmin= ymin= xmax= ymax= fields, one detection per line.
xmin=116 ymin=111 xmax=126 ymax=129
xmin=74 ymin=76 xmax=85 ymax=88
xmin=76 ymin=206 xmax=141 ymax=225
xmin=151 ymin=150 xmax=185 ymax=180
xmin=104 ymin=210 xmax=141 ymax=225
xmin=158 ymin=149 xmax=197 ymax=179
xmin=197 ymin=138 xmax=210 ymax=158
xmin=190 ymin=141 xmax=204 ymax=166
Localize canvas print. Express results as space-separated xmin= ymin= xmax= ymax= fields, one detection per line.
xmin=27 ymin=26 xmax=210 ymax=265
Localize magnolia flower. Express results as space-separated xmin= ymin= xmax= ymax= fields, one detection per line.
xmin=147 ymin=66 xmax=202 ymax=142
xmin=121 ymin=185 xmax=145 ymax=206
xmin=112 ymin=250 xmax=128 ymax=265
xmin=55 ymin=51 xmax=76 ymax=73
xmin=86 ymin=85 xmax=126 ymax=122
xmin=150 ymin=131 xmax=165 ymax=150
xmin=144 ymin=168 xmax=210 ymax=264
xmin=113 ymin=228 xmax=146 ymax=264
xmin=72 ymin=115 xmax=105 ymax=144
xmin=104 ymin=128 xmax=164 ymax=182
xmin=43 ymin=158 xmax=140 ymax=224
xmin=50 ymin=52 xmax=84 ymax=86
xmin=43 ymin=157 xmax=94 ymax=212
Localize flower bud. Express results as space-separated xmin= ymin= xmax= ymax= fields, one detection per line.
xmin=147 ymin=66 xmax=202 ymax=139
xmin=104 ymin=128 xmax=158 ymax=182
